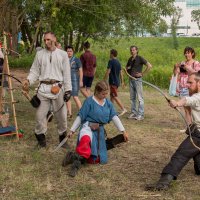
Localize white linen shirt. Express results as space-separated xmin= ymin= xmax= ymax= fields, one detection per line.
xmin=27 ymin=48 xmax=72 ymax=99
xmin=185 ymin=92 xmax=200 ymax=129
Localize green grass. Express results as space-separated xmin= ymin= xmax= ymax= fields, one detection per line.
xmin=0 ymin=86 xmax=199 ymax=200
xmin=8 ymin=37 xmax=200 ymax=88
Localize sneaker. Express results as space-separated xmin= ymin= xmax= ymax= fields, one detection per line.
xmin=127 ymin=113 xmax=137 ymax=119
xmin=118 ymin=109 xmax=127 ymax=117
xmin=134 ymin=115 xmax=144 ymax=121
xmin=180 ymin=129 xmax=186 ymax=133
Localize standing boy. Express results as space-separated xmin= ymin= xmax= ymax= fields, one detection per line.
xmin=80 ymin=41 xmax=96 ymax=97
xmin=104 ymin=49 xmax=127 ymax=116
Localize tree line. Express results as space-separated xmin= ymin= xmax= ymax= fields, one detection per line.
xmin=0 ymin=0 xmax=175 ymax=53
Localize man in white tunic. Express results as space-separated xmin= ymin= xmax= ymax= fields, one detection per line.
xmin=22 ymin=32 xmax=72 ymax=147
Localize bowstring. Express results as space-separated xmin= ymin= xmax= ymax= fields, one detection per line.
xmin=124 ymin=68 xmax=200 ymax=151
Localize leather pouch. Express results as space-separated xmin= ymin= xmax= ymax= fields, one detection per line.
xmin=89 ymin=122 xmax=100 ymax=131
xmin=30 ymin=95 xmax=41 ymax=108
xmin=51 ymin=85 xmax=61 ymax=95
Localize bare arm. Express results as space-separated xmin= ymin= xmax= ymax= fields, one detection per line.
xmin=173 ymin=63 xmax=180 ymax=76
xmin=142 ymin=62 xmax=152 ymax=76
xmin=169 ymin=98 xmax=187 ymax=108
xmin=104 ymin=68 xmax=111 ymax=80
xmin=79 ymin=67 xmax=83 ymax=87
xmin=120 ymin=69 xmax=124 ymax=87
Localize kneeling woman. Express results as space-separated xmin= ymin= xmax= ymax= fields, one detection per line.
xmin=62 ymin=80 xmax=128 ymax=177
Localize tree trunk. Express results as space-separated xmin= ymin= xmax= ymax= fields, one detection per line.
xmin=75 ymin=32 xmax=81 ymax=53
xmin=64 ymin=32 xmax=69 ymax=48
xmin=69 ymin=31 xmax=73 ymax=45
xmin=28 ymin=20 xmax=41 ymax=53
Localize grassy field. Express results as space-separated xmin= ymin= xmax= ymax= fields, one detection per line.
xmin=9 ymin=37 xmax=200 ymax=88
xmin=0 ymin=69 xmax=200 ymax=199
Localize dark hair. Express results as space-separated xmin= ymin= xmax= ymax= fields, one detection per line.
xmin=83 ymin=41 xmax=90 ymax=49
xmin=44 ymin=31 xmax=56 ymax=37
xmin=184 ymin=46 xmax=195 ymax=58
xmin=130 ymin=45 xmax=138 ymax=54
xmin=94 ymin=80 xmax=109 ymax=95
xmin=65 ymin=45 xmax=74 ymax=51
xmin=110 ymin=49 xmax=118 ymax=57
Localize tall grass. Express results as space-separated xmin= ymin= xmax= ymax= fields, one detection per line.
xmin=92 ymin=37 xmax=200 ymax=88
xmin=8 ymin=37 xmax=200 ymax=88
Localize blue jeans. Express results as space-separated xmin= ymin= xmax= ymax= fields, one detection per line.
xmin=129 ymin=78 xmax=144 ymax=117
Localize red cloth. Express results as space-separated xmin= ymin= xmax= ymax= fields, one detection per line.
xmin=87 ymin=156 xmax=100 ymax=164
xmin=76 ymin=135 xmax=91 ymax=159
xmin=110 ymin=85 xmax=118 ymax=97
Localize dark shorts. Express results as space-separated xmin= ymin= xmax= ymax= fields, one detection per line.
xmin=83 ymin=76 xmax=94 ymax=88
xmin=110 ymin=85 xmax=118 ymax=97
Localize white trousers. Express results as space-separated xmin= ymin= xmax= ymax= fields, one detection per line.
xmin=35 ymin=90 xmax=67 ymax=135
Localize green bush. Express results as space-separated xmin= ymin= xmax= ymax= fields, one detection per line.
xmin=9 ymin=54 xmax=35 ymax=69
xmin=144 ymin=66 xmax=172 ymax=88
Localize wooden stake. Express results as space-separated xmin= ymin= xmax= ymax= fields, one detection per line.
xmin=1 ymin=32 xmax=19 ymax=139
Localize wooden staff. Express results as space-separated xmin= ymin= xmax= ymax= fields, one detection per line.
xmin=2 ymin=31 xmax=19 ymax=139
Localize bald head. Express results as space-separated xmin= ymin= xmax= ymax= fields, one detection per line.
xmin=43 ymin=32 xmax=56 ymax=51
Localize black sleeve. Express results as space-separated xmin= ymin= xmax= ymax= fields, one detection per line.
xmin=140 ymin=56 xmax=147 ymax=65
xmin=126 ymin=57 xmax=131 ymax=68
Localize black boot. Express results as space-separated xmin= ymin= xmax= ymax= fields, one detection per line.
xmin=145 ymin=174 xmax=174 ymax=191
xmin=62 ymin=151 xmax=75 ymax=167
xmin=106 ymin=134 xmax=125 ymax=150
xmin=69 ymin=160 xmax=82 ymax=177
xmin=69 ymin=153 xmax=86 ymax=177
xmin=59 ymin=131 xmax=68 ymax=148
xmin=35 ymin=133 xmax=46 ymax=148
xmin=59 ymin=131 xmax=67 ymax=142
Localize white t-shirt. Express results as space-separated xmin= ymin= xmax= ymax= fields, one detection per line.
xmin=185 ymin=92 xmax=200 ymax=129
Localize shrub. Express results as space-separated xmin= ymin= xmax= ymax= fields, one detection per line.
xmin=9 ymin=54 xmax=35 ymax=69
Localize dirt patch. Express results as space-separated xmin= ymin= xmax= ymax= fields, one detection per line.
xmin=10 ymin=68 xmax=29 ymax=81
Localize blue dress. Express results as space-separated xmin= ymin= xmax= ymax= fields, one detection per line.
xmin=70 ymin=56 xmax=82 ymax=96
xmin=77 ymin=96 xmax=117 ymax=164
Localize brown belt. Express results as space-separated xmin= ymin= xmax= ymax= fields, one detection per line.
xmin=40 ymin=80 xmax=60 ymax=85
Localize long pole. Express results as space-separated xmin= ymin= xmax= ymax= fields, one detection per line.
xmin=3 ymin=32 xmax=19 ymax=139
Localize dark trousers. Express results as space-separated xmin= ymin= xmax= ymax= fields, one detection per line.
xmin=162 ymin=135 xmax=200 ymax=178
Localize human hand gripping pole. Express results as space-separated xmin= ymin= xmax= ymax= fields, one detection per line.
xmin=22 ymin=79 xmax=30 ymax=92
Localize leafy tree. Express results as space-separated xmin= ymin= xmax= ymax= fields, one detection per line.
xmin=0 ymin=0 xmax=176 ymax=53
xmin=171 ymin=7 xmax=182 ymax=49
xmin=191 ymin=9 xmax=200 ymax=30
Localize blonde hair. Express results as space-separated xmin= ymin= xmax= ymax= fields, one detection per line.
xmin=94 ymin=80 xmax=109 ymax=95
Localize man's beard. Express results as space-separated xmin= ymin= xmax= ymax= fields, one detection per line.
xmin=189 ymin=87 xmax=198 ymax=96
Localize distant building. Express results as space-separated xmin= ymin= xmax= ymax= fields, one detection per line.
xmin=164 ymin=0 xmax=200 ymax=36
